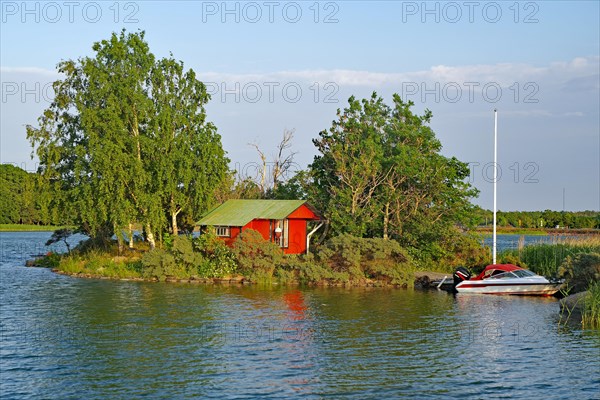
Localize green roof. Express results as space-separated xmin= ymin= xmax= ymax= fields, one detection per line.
xmin=197 ymin=199 xmax=309 ymax=226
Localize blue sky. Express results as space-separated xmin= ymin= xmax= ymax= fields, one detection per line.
xmin=1 ymin=1 xmax=599 ymax=211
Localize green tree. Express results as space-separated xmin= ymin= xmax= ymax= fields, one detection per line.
xmin=312 ymin=93 xmax=388 ymax=236
xmin=0 ymin=164 xmax=30 ymax=223
xmin=310 ymin=92 xmax=479 ymax=266
xmin=149 ymin=57 xmax=229 ymax=236
xmin=27 ymin=31 xmax=155 ymax=248
xmin=27 ymin=31 xmax=229 ymax=249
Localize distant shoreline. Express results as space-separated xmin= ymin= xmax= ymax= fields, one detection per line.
xmin=4 ymin=224 xmax=598 ymax=235
xmin=475 ymin=227 xmax=599 ymax=236
xmin=0 ymin=224 xmax=73 ymax=232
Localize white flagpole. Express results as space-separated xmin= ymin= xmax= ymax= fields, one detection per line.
xmin=493 ymin=109 xmax=498 ymax=265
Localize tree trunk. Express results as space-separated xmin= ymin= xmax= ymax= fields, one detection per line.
xmin=383 ymin=202 xmax=390 ymax=240
xmin=133 ymin=111 xmax=141 ymax=161
xmin=115 ymin=223 xmax=124 ymax=255
xmin=171 ymin=195 xmax=179 ymax=236
xmin=146 ymin=223 xmax=156 ymax=250
xmin=63 ymin=239 xmax=71 ymax=255
xmin=172 ymin=211 xmax=178 ymax=236
xmin=128 ymin=223 xmax=134 ymax=249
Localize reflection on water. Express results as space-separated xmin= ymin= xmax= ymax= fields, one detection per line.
xmin=1 ymin=232 xmax=599 ymax=399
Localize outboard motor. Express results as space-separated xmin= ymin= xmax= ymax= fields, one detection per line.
xmin=453 ymin=266 xmax=472 ymax=291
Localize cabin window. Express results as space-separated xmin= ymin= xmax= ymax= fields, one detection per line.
xmin=215 ymin=226 xmax=230 ymax=237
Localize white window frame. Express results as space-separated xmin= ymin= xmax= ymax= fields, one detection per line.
xmin=215 ymin=226 xmax=230 ymax=237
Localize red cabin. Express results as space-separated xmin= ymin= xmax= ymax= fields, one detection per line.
xmin=196 ymin=200 xmax=322 ymax=254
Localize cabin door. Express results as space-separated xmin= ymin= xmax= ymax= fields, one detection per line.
xmin=273 ymin=219 xmax=289 ymax=248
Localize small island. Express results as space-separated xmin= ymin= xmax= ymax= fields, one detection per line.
xmin=4 ymin=31 xmax=598 ymax=328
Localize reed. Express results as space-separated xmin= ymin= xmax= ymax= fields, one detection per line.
xmin=582 ymin=281 xmax=600 ymax=329
xmin=500 ymin=235 xmax=600 ymax=277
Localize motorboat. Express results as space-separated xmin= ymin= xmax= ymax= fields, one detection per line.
xmin=449 ymin=112 xmax=563 ymax=296
xmin=452 ymin=264 xmax=562 ymax=296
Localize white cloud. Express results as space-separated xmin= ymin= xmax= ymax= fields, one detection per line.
xmin=196 ymin=56 xmax=599 ymax=90
xmin=0 ymin=66 xmax=60 ymax=77
xmin=6 ymin=56 xmax=597 ymax=95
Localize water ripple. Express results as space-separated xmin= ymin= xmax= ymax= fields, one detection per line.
xmin=1 ymin=233 xmax=599 ymax=399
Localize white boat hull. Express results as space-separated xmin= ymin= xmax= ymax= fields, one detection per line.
xmin=455 ymin=278 xmax=561 ymax=295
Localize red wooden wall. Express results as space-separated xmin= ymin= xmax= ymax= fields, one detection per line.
xmin=216 ymin=204 xmax=319 ymax=255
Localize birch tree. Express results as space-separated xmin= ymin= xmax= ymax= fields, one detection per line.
xmin=27 ymin=31 xmax=229 ymax=249
xmin=150 ymin=57 xmax=228 ymax=236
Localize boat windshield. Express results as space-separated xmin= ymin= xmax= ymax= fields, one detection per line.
xmin=488 ymin=271 xmax=515 ymax=279
xmin=511 ymin=269 xmax=536 ymax=278
xmin=488 ymin=269 xmax=537 ymax=279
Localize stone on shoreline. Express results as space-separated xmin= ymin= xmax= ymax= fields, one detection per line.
xmin=414 ymin=271 xmax=451 ymax=290
xmin=559 ymin=291 xmax=589 ymax=315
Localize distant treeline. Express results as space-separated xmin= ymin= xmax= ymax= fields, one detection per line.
xmin=4 ymin=162 xmax=598 ymax=231
xmin=0 ymin=164 xmax=70 ymax=225
xmin=473 ymin=207 xmax=599 ymax=229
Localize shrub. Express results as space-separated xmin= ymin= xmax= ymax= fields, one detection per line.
xmin=142 ymin=249 xmax=184 ymax=281
xmin=558 ymin=252 xmax=600 ymax=293
xmin=36 ymin=251 xmax=61 ymax=268
xmin=498 ymin=253 xmax=527 ymax=269
xmin=193 ymin=232 xmax=237 ymax=277
xmin=316 ymin=234 xmax=415 ymax=286
xmin=274 ymin=266 xmax=296 ymax=284
xmin=448 ymin=234 xmax=490 ymax=271
xmin=232 ymin=229 xmax=283 ymax=282
xmin=170 ymin=235 xmax=204 ymax=267
xmin=141 ymin=236 xmax=202 ymax=281
xmin=277 ymin=255 xmax=339 ymax=285
xmin=141 ymin=234 xmax=239 ymax=281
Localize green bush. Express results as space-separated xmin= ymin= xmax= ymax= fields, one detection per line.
xmin=274 ymin=266 xmax=297 ymax=284
xmin=171 ymin=235 xmax=204 ymax=267
xmin=142 ymin=249 xmax=186 ymax=281
xmin=448 ymin=234 xmax=490 ymax=271
xmin=316 ymin=234 xmax=415 ymax=286
xmin=36 ymin=251 xmax=61 ymax=268
xmin=193 ymin=232 xmax=237 ymax=277
xmin=558 ymin=252 xmax=600 ymax=293
xmin=232 ymin=229 xmax=283 ymax=282
xmin=140 ymin=234 xmax=239 ymax=281
xmin=277 ymin=255 xmax=340 ymax=285
xmin=141 ymin=236 xmax=202 ymax=281
xmin=498 ymin=253 xmax=527 ymax=269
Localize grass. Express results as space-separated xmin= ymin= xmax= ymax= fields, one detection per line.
xmin=582 ymin=281 xmax=600 ymax=329
xmin=0 ymin=224 xmax=74 ymax=232
xmin=500 ymin=235 xmax=600 ymax=277
xmin=34 ymin=233 xmax=419 ymax=287
xmin=57 ymin=251 xmax=143 ymax=279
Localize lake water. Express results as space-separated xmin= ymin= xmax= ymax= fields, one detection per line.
xmin=481 ymin=233 xmax=586 ymax=252
xmin=1 ymin=232 xmax=599 ymax=399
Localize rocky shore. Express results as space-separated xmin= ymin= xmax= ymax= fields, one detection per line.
xmin=559 ymin=291 xmax=589 ymax=316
